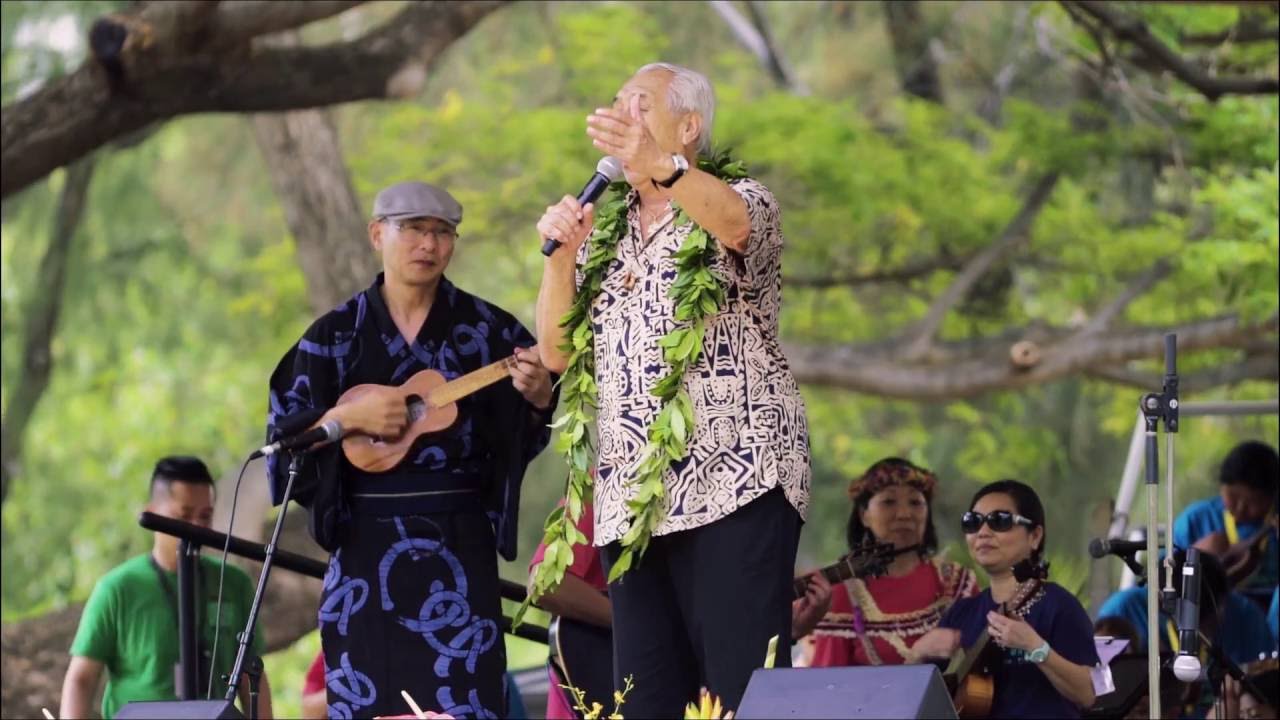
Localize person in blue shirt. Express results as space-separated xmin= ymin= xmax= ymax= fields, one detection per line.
xmin=913 ymin=479 xmax=1099 ymax=719
xmin=1174 ymin=440 xmax=1278 ymax=610
xmin=1096 ymin=549 xmax=1275 ymax=664
xmin=1096 ymin=549 xmax=1278 ymax=718
xmin=1270 ymin=587 xmax=1279 ymax=644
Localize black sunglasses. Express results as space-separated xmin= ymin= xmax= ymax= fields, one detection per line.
xmin=961 ymin=510 xmax=1035 ymax=534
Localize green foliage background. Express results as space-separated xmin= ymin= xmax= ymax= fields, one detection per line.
xmin=2 ymin=1 xmax=1277 ymax=717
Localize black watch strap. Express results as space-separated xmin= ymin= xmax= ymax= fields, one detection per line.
xmin=656 ymin=155 xmax=688 ymax=188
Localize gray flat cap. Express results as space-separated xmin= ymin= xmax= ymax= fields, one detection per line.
xmin=372 ymin=181 xmax=463 ymax=226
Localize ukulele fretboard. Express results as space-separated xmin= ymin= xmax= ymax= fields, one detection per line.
xmin=428 ymin=356 xmax=519 ymax=408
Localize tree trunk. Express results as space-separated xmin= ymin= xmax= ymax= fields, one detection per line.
xmin=881 ymin=0 xmax=945 ymax=103
xmin=251 ymin=109 xmax=379 ymax=315
xmin=1 ymin=604 xmax=91 ymax=719
xmin=0 ymin=157 xmax=96 ymax=505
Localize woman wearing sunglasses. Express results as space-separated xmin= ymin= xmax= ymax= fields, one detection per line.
xmin=913 ymin=480 xmax=1099 ymax=718
xmin=793 ymin=458 xmax=979 ymax=666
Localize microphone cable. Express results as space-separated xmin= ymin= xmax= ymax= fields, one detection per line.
xmin=206 ymin=453 xmax=254 ymax=699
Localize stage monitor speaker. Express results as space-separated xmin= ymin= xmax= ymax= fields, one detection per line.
xmin=115 ymin=699 xmax=244 ymax=719
xmin=736 ymin=664 xmax=957 ymax=719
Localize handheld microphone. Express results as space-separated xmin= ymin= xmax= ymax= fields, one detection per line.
xmin=1172 ymin=548 xmax=1203 ymax=682
xmin=1088 ymin=537 xmax=1146 ymax=558
xmin=541 ymin=156 xmax=624 ymax=257
xmin=251 ymin=419 xmax=343 ymax=460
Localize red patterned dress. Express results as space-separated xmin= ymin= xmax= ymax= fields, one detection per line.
xmin=811 ymin=557 xmax=979 ymax=666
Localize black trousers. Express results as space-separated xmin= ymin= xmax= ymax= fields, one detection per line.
xmin=602 ymin=487 xmax=801 ymax=717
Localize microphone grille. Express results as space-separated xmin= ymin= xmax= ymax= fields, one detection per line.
xmin=1088 ymin=538 xmax=1107 ymax=559
xmin=322 ymin=419 xmax=344 ymax=440
xmin=597 ymin=156 xmax=624 ymax=181
xmin=1171 ymin=654 xmax=1202 ymax=682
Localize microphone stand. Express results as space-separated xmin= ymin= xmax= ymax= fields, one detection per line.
xmin=223 ymin=452 xmax=305 ymax=720
xmin=1201 ymin=631 xmax=1269 ymax=712
xmin=177 ymin=538 xmax=201 ymax=700
xmin=1117 ymin=550 xmax=1147 ymax=582
xmin=1140 ymin=334 xmax=1179 ymax=720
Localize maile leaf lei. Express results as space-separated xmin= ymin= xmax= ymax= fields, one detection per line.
xmin=516 ymin=150 xmax=748 ymax=626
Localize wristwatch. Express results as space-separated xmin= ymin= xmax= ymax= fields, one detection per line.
xmin=656 ymin=153 xmax=689 ymax=188
xmin=1027 ymin=640 xmax=1051 ymax=664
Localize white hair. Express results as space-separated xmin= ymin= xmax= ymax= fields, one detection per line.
xmin=635 ymin=62 xmax=715 ymax=154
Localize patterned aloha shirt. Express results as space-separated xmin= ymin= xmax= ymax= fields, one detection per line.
xmin=577 ymin=176 xmax=811 ymax=546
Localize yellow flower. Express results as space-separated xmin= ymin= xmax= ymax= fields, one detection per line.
xmin=684 ymin=688 xmax=731 ymax=719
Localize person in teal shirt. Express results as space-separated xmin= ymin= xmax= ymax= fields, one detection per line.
xmin=1097 ymin=550 xmax=1277 ymax=719
xmin=1270 ymin=587 xmax=1279 ymax=646
xmin=59 ymin=456 xmax=273 ymax=719
xmin=1173 ymin=440 xmax=1278 ymax=610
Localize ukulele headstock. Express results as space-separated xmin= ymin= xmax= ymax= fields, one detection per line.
xmin=843 ymin=538 xmax=900 ymax=580
xmin=1003 ymin=562 xmax=1046 ymax=616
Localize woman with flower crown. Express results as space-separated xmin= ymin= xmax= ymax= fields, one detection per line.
xmin=792 ymin=458 xmax=979 ymax=666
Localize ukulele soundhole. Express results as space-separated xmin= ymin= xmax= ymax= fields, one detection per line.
xmin=406 ymin=395 xmax=427 ymax=423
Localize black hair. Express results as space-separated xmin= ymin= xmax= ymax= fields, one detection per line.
xmin=1093 ymin=616 xmax=1141 ymax=655
xmin=1218 ymin=440 xmax=1279 ymax=494
xmin=149 ymin=455 xmax=214 ymax=499
xmin=846 ymin=457 xmax=940 ymax=557
xmin=968 ymin=479 xmax=1048 ymax=569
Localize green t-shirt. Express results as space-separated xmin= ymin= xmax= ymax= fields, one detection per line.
xmin=69 ymin=553 xmax=264 ymax=719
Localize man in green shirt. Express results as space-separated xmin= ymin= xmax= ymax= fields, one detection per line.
xmin=59 ymin=456 xmax=274 ymax=719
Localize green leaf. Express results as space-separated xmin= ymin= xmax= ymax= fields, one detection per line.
xmin=607 ymin=548 xmax=634 ymax=582
xmin=670 ymin=401 xmax=687 ymax=444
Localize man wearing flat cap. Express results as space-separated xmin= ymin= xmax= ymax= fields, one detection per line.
xmin=265 ymin=181 xmax=556 ymax=718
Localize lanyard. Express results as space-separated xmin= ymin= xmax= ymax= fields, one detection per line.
xmin=1224 ymin=510 xmax=1240 ymax=545
xmin=1223 ymin=510 xmax=1273 ymax=554
xmin=149 ymin=555 xmax=207 ymax=645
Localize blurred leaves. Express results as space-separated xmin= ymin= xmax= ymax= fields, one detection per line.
xmin=0 ymin=1 xmax=1275 ymax=644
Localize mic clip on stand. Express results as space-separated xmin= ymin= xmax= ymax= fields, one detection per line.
xmin=1139 ymin=334 xmax=1179 ymax=720
xmin=223 ymin=452 xmax=306 ymax=720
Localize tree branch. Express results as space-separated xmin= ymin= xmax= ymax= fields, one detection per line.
xmin=0 ymin=157 xmax=97 ymax=504
xmin=785 ymin=252 xmax=971 ymax=289
xmin=1079 ymin=257 xmax=1174 ymax=335
xmin=882 ymin=0 xmax=945 ymax=103
xmin=707 ymin=1 xmax=808 ymax=93
xmin=1086 ymin=353 xmax=1279 ymax=391
xmin=784 ymin=312 xmax=1278 ymax=400
xmin=900 ymin=172 xmax=1059 ymax=359
xmin=1065 ymin=1 xmax=1280 ymax=101
xmin=1180 ymin=24 xmax=1279 ymax=45
xmin=208 ymin=1 xmax=366 ymax=46
xmin=1 ymin=0 xmax=507 ymax=199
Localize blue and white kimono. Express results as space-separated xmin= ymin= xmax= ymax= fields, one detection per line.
xmin=265 ymin=274 xmax=554 ymax=719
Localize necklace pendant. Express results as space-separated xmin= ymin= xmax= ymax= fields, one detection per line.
xmin=623 ymin=271 xmax=637 ymax=290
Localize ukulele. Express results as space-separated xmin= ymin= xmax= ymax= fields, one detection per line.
xmin=792 ymin=539 xmax=909 ymax=597
xmin=945 ymin=568 xmax=1045 ymax=719
xmin=1221 ymin=509 xmax=1279 ymax=587
xmin=338 ymin=354 xmax=522 ymax=472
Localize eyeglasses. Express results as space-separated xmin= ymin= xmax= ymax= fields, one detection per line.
xmin=961 ymin=510 xmax=1036 ymax=534
xmin=384 ymin=220 xmax=457 ymax=241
